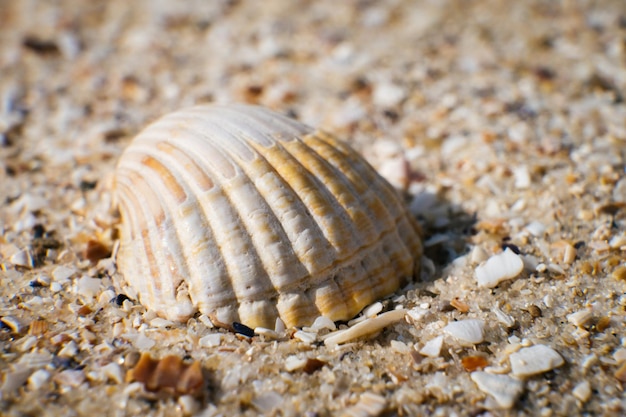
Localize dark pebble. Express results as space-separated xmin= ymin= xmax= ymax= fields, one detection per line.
xmin=232 ymin=321 xmax=255 ymax=337
xmin=115 ymin=294 xmax=131 ymax=306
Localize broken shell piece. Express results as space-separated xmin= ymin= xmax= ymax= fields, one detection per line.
xmin=9 ymin=248 xmax=34 ymax=268
xmin=343 ymin=392 xmax=387 ymax=417
xmin=84 ymin=240 xmax=111 ymax=263
xmin=567 ymin=309 xmax=593 ymax=327
xmin=419 ymin=335 xmax=444 ymax=358
xmin=198 ymin=333 xmax=222 ymax=347
xmin=471 ymin=372 xmax=524 ymax=409
xmin=126 ymin=352 xmax=204 ymax=395
xmin=27 ymin=369 xmax=51 ymax=390
xmin=1 ymin=316 xmax=23 ymax=333
xmin=461 ymin=355 xmax=488 ymax=372
xmin=475 ymin=248 xmax=524 ymax=288
xmin=492 ymin=306 xmax=516 ymax=328
xmin=550 ymin=240 xmax=576 ymax=265
xmin=112 ymin=104 xmax=423 ymax=329
xmin=443 ymin=319 xmax=485 ymax=345
xmin=509 ymin=345 xmax=564 ymax=377
xmin=323 ymin=309 xmax=407 ymax=348
xmin=309 ymin=316 xmax=337 ymax=332
xmin=572 ymin=380 xmax=592 ymax=403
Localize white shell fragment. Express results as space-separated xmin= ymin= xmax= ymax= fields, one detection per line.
xmin=572 ymin=380 xmax=592 ymax=403
xmin=419 ymin=335 xmax=444 ymax=358
xmin=9 ymin=248 xmax=34 ymax=268
xmin=470 ymin=372 xmax=524 ymax=409
xmin=509 ymin=345 xmax=564 ymax=377
xmin=113 ymin=104 xmax=423 ymax=329
xmin=443 ymin=319 xmax=485 ymax=345
xmin=566 ymin=309 xmax=593 ymax=327
xmin=475 ymin=248 xmax=524 ymax=288
xmin=323 ymin=309 xmax=407 ymax=348
xmin=343 ymin=392 xmax=387 ymax=417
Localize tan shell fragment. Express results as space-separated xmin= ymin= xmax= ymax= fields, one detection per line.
xmin=113 ymin=104 xmax=422 ymax=329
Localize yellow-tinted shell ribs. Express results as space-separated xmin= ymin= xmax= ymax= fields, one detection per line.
xmin=113 ymin=104 xmax=423 ymax=329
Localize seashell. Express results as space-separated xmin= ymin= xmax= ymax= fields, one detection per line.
xmin=113 ymin=104 xmax=423 ymax=329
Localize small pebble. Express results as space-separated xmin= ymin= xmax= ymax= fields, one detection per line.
xmin=443 ymin=319 xmax=485 ymax=345
xmin=178 ymin=395 xmax=200 ymax=416
xmin=471 ymin=371 xmax=524 ymax=409
xmin=51 ymin=265 xmax=76 ymax=282
xmin=1 ymin=368 xmax=33 ymax=393
xmin=567 ymin=309 xmax=593 ymax=327
xmin=613 ymin=348 xmax=626 ymax=363
xmin=614 ymin=362 xmax=626 ymax=382
xmin=114 ymin=294 xmax=131 ymax=306
xmin=581 ymin=354 xmax=598 ymax=371
xmin=302 ymin=358 xmax=327 ymax=374
xmin=233 ymin=322 xmax=255 ymax=337
xmin=390 ymin=340 xmax=410 ymax=354
xmin=342 ymin=392 xmax=387 ymax=417
xmin=98 ymin=289 xmax=116 ymax=305
xmin=462 ymin=355 xmax=488 ymax=372
xmin=50 ymin=282 xmax=63 ymax=293
xmin=27 ymin=369 xmax=51 ymax=390
xmin=10 ymin=249 xmax=34 ymax=268
xmin=251 ymin=391 xmax=282 ymax=414
xmin=53 ymin=370 xmax=86 ymax=387
xmin=572 ymin=380 xmax=591 ymax=403
xmin=475 ymin=249 xmax=524 ymax=288
xmin=525 ymin=221 xmax=546 ymax=237
xmin=76 ymin=276 xmax=102 ymax=299
xmin=132 ymin=332 xmax=156 ymax=350
xmin=527 ymin=305 xmax=542 ymax=318
xmin=58 ymin=340 xmax=78 ymax=358
xmin=149 ymin=318 xmax=174 ymax=328
xmin=199 ymin=333 xmax=222 ymax=348
xmin=510 ymin=345 xmax=564 ymax=377
xmin=1 ymin=316 xmax=23 ymax=333
xmin=513 ymin=165 xmax=531 ymax=189
xmin=612 ymin=266 xmax=626 ymax=281
xmin=373 ymin=82 xmax=405 ymax=107
xmin=101 ymin=362 xmax=124 ymax=384
xmin=470 ymin=246 xmax=489 ymax=264
xmin=609 ymin=235 xmax=626 ymax=249
xmin=406 ymin=307 xmax=428 ymax=322
xmin=493 ymin=307 xmax=516 ymax=328
xmin=285 ymin=355 xmax=308 ymax=372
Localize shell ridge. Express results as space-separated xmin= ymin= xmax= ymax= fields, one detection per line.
xmin=313 ymin=131 xmax=406 ymax=219
xmin=221 ymin=105 xmax=314 ymax=144
xmin=286 ymin=133 xmax=381 ymax=244
xmin=252 ymin=137 xmax=362 ymax=259
xmin=132 ymin=141 xmax=242 ymax=309
xmin=153 ymin=125 xmax=294 ymax=325
xmin=302 ymin=132 xmax=397 ymax=234
xmin=185 ymin=113 xmax=317 ymax=283
xmin=115 ymin=180 xmax=158 ymax=308
xmin=162 ymin=111 xmax=257 ymax=164
xmin=154 ymin=142 xmax=277 ymax=320
xmin=115 ymin=170 xmax=195 ymax=320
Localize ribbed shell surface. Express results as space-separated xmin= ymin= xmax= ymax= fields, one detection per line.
xmin=113 ymin=104 xmax=423 ymax=329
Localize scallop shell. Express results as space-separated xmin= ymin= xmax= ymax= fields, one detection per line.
xmin=113 ymin=104 xmax=422 ymax=329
